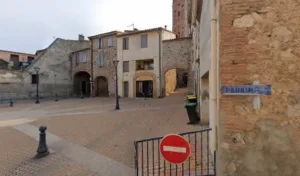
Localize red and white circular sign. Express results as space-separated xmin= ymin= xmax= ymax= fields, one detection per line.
xmin=159 ymin=134 xmax=191 ymax=164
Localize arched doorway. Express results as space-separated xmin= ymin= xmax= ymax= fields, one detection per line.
xmin=164 ymin=68 xmax=188 ymax=96
xmin=73 ymin=71 xmax=91 ymax=96
xmin=95 ymin=76 xmax=109 ymax=97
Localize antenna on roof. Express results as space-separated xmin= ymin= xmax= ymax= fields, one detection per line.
xmin=127 ymin=24 xmax=135 ymax=30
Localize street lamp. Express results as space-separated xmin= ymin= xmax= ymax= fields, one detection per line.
xmin=54 ymin=74 xmax=58 ymax=101
xmin=34 ymin=67 xmax=40 ymax=104
xmin=113 ymin=59 xmax=120 ymax=110
xmin=89 ymin=77 xmax=93 ymax=97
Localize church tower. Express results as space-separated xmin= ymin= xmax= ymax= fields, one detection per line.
xmin=172 ymin=0 xmax=191 ymax=38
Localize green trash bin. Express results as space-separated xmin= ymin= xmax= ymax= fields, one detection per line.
xmin=187 ymin=96 xmax=197 ymax=105
xmin=185 ymin=102 xmax=200 ymax=125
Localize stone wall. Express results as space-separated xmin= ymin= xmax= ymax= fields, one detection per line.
xmin=0 ymin=38 xmax=90 ymax=100
xmin=162 ymin=38 xmax=193 ymax=93
xmin=71 ymin=48 xmax=92 ymax=76
xmin=219 ymin=0 xmax=300 ymax=175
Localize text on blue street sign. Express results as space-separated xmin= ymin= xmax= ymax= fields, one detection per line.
xmin=222 ymin=85 xmax=271 ymax=95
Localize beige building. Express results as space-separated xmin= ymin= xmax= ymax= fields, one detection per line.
xmin=116 ymin=28 xmax=175 ymax=98
xmin=0 ymin=49 xmax=35 ymax=69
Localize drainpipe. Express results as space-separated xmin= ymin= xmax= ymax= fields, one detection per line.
xmin=209 ymin=0 xmax=218 ymax=153
xmin=90 ymin=39 xmax=94 ymax=97
xmin=158 ymin=29 xmax=163 ymax=98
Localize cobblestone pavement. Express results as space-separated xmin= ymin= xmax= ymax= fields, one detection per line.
xmin=0 ymin=88 xmax=211 ymax=175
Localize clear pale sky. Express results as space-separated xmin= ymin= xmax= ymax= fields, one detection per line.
xmin=0 ymin=0 xmax=172 ymax=54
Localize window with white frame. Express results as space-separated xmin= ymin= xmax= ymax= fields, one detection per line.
xmin=98 ymin=55 xmax=104 ymax=67
xmin=98 ymin=38 xmax=103 ymax=49
xmin=108 ymin=36 xmax=113 ymax=47
xmin=141 ymin=34 xmax=148 ymax=48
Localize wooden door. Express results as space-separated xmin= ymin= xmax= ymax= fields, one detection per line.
xmin=96 ymin=77 xmax=109 ymax=97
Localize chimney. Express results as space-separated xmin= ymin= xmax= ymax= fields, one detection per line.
xmin=78 ymin=34 xmax=84 ymax=41
xmin=164 ymin=25 xmax=167 ymax=29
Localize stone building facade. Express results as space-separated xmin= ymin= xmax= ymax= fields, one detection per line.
xmin=70 ymin=47 xmax=92 ymax=96
xmin=70 ymin=31 xmax=122 ymax=97
xmin=90 ymin=31 xmax=122 ymax=97
xmin=190 ymin=0 xmax=300 ymax=175
xmin=0 ymin=37 xmax=89 ymax=100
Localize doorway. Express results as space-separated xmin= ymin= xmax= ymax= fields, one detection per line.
xmin=73 ymin=71 xmax=91 ymax=96
xmin=81 ymin=81 xmax=87 ymax=95
xmin=96 ymin=76 xmax=109 ymax=97
xmin=136 ymin=81 xmax=153 ymax=98
xmin=123 ymin=81 xmax=129 ymax=97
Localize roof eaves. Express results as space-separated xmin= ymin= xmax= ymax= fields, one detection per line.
xmin=88 ymin=31 xmax=123 ymax=39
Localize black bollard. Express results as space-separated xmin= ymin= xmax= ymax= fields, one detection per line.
xmin=36 ymin=126 xmax=49 ymax=158
xmin=10 ymin=98 xmax=13 ymax=107
xmin=81 ymin=91 xmax=84 ymax=99
xmin=55 ymin=94 xmax=58 ymax=101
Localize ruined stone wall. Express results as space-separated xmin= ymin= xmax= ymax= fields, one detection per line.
xmin=162 ymin=38 xmax=193 ymax=92
xmin=219 ymin=0 xmax=300 ymax=175
xmin=0 ymin=39 xmax=90 ymax=100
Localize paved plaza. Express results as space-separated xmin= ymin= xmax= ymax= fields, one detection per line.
xmin=0 ymin=89 xmax=207 ymax=176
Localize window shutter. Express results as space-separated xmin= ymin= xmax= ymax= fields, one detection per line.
xmin=123 ymin=38 xmax=126 ymax=50
xmin=126 ymin=38 xmax=129 ymax=49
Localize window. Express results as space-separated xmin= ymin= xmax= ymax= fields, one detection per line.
xmin=98 ymin=38 xmax=103 ymax=49
xmin=136 ymin=59 xmax=154 ymax=70
xmin=123 ymin=61 xmax=129 ymax=72
xmin=75 ymin=53 xmax=80 ymax=64
xmin=27 ymin=56 xmax=34 ymax=63
xmin=178 ymin=11 xmax=180 ymax=16
xmin=10 ymin=54 xmax=19 ymax=68
xmin=31 ymin=74 xmax=38 ymax=84
xmin=75 ymin=52 xmax=87 ymax=64
xmin=108 ymin=36 xmax=113 ymax=47
xmin=141 ymin=34 xmax=148 ymax=48
xmin=98 ymin=55 xmax=104 ymax=67
xmin=79 ymin=52 xmax=87 ymax=63
xmin=123 ymin=38 xmax=129 ymax=50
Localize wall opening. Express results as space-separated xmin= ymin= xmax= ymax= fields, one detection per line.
xmin=95 ymin=76 xmax=109 ymax=97
xmin=136 ymin=80 xmax=153 ymax=98
xmin=73 ymin=71 xmax=91 ymax=97
xmin=164 ymin=68 xmax=188 ymax=96
xmin=200 ymin=71 xmax=209 ymax=125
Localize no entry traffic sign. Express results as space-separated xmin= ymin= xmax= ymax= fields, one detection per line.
xmin=159 ymin=134 xmax=191 ymax=164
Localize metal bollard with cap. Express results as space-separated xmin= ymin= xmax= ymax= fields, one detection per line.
xmin=35 ymin=126 xmax=49 ymax=158
xmin=55 ymin=94 xmax=58 ymax=101
xmin=10 ymin=98 xmax=13 ymax=107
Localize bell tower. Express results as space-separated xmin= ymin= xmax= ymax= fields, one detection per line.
xmin=172 ymin=0 xmax=191 ymax=38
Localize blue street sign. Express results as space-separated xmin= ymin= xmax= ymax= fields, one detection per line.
xmin=222 ymin=85 xmax=271 ymax=95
